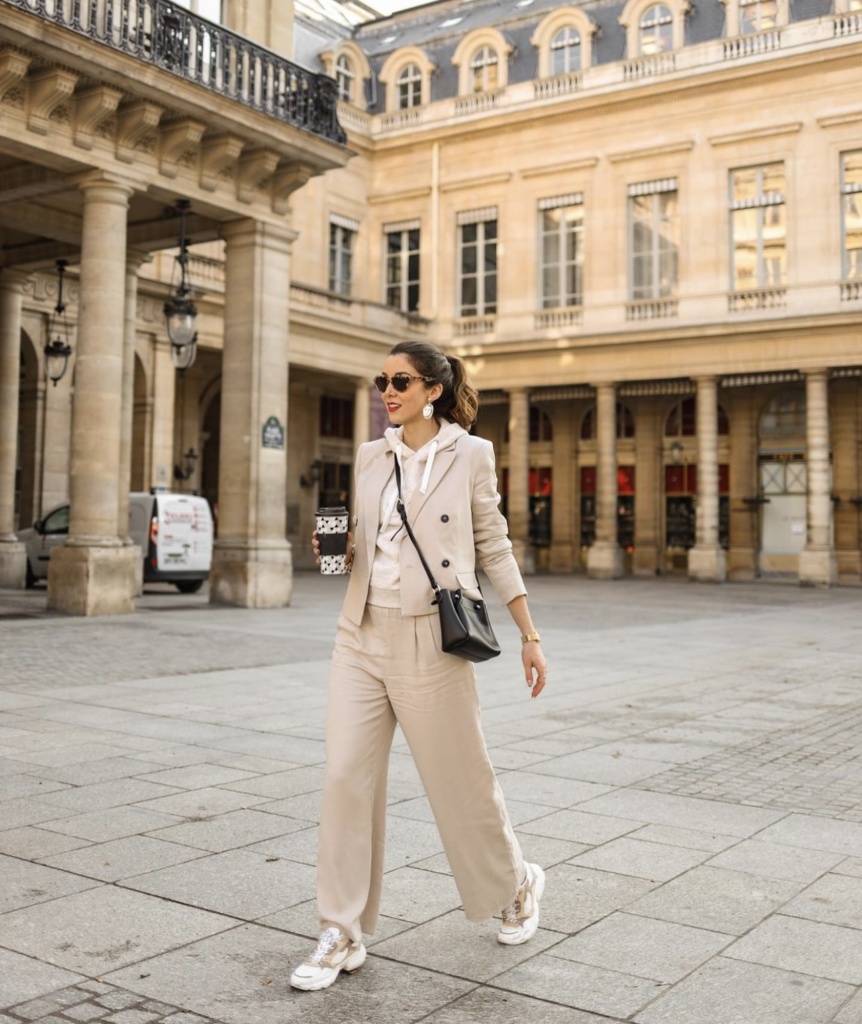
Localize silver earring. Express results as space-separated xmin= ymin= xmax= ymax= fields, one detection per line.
xmin=422 ymin=402 xmax=434 ymax=420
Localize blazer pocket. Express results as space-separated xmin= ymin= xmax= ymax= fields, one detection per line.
xmin=455 ymin=571 xmax=481 ymax=595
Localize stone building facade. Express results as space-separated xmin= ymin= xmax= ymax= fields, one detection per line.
xmin=2 ymin=0 xmax=861 ymax=614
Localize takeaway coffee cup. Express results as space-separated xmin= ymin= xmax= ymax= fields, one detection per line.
xmin=316 ymin=505 xmax=350 ymax=575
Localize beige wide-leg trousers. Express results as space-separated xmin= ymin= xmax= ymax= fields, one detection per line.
xmin=316 ymin=593 xmax=525 ymax=943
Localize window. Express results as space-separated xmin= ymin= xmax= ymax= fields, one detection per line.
xmin=336 ymin=55 xmax=354 ymax=103
xmin=730 ymin=163 xmax=785 ymax=291
xmin=386 ymin=227 xmax=421 ymax=313
xmin=320 ymin=396 xmax=354 ymax=439
xmin=173 ymin=0 xmax=222 ymax=19
xmin=458 ymin=215 xmax=497 ymax=316
xmin=470 ymin=47 xmax=499 ymax=93
xmin=738 ymin=0 xmax=779 ymax=33
xmin=397 ymin=64 xmax=423 ymax=108
xmin=539 ymin=195 xmax=584 ymax=309
xmin=842 ymin=151 xmax=862 ymax=280
xmin=639 ymin=4 xmax=673 ymax=54
xmin=580 ymin=403 xmax=635 ymax=439
xmin=550 ymin=26 xmax=581 ymax=74
xmin=629 ymin=179 xmax=679 ymax=300
xmin=329 ymin=221 xmax=356 ymax=296
xmin=665 ymin=398 xmax=730 ymax=436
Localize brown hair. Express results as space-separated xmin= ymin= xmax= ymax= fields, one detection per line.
xmin=389 ymin=341 xmax=479 ymax=430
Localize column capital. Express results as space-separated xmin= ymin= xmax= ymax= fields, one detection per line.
xmin=67 ymin=169 xmax=143 ymax=200
xmin=221 ymin=217 xmax=298 ymax=250
xmin=0 ymin=269 xmax=33 ymax=293
xmin=126 ymin=249 xmax=153 ymax=274
xmin=804 ymin=367 xmax=829 ymax=380
xmin=591 ymin=380 xmax=616 ymax=393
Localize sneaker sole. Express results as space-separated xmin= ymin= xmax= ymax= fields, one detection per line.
xmin=497 ymin=865 xmax=546 ymax=946
xmin=290 ymin=944 xmax=367 ymax=991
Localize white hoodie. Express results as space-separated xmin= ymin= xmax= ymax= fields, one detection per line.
xmin=370 ymin=420 xmax=464 ymax=593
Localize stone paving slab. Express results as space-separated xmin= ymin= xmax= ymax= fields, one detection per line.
xmin=5 ymin=576 xmax=862 ymax=1023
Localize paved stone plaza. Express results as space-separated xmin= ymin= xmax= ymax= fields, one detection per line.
xmin=1 ymin=574 xmax=862 ymax=1024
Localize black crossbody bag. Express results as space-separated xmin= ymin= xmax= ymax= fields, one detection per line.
xmin=393 ymin=456 xmax=501 ymax=663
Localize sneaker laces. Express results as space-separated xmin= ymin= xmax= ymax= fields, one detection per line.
xmin=308 ymin=927 xmax=341 ymax=964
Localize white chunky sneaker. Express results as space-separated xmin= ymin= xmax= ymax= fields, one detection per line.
xmin=498 ymin=862 xmax=545 ymax=945
xmin=290 ymin=927 xmax=367 ymax=991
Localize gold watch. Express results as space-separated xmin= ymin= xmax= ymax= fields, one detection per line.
xmin=520 ymin=631 xmax=541 ymax=645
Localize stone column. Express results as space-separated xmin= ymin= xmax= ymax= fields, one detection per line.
xmin=353 ymin=378 xmax=370 ymax=456
xmin=121 ymin=254 xmax=149 ymax=596
xmin=799 ymin=369 xmax=837 ymax=586
xmin=506 ymin=387 xmax=533 ymax=573
xmin=689 ymin=376 xmax=727 ymax=582
xmin=0 ymin=271 xmax=30 ymax=588
xmin=831 ymin=381 xmax=860 ymax=578
xmin=549 ymin=400 xmax=576 ymax=572
xmin=633 ymin=402 xmax=660 ymax=577
xmin=588 ymin=383 xmax=623 ymax=578
xmin=210 ymin=219 xmax=296 ymax=607
xmin=727 ymin=392 xmax=757 ymax=579
xmin=48 ymin=175 xmax=138 ymax=615
xmin=149 ymin=339 xmax=176 ymax=492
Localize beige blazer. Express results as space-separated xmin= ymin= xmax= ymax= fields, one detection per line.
xmin=341 ymin=431 xmax=527 ymax=624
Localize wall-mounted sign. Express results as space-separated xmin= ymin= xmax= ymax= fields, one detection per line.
xmin=262 ymin=416 xmax=285 ymax=450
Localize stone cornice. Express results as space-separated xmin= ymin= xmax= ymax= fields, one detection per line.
xmin=708 ymin=122 xmax=803 ymax=146
xmin=608 ymin=139 xmax=695 ymax=164
xmin=439 ymin=172 xmax=512 ymax=193
xmin=521 ymin=157 xmax=600 ymax=179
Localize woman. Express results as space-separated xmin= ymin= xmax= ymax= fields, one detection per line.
xmin=290 ymin=341 xmax=549 ymax=992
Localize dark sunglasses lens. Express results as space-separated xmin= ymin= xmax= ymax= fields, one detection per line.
xmin=391 ymin=375 xmax=411 ymax=392
xmin=373 ymin=375 xmax=388 ymax=392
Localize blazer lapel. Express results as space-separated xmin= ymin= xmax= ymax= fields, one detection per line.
xmin=408 ymin=447 xmax=457 ymax=523
xmin=360 ymin=448 xmax=394 ymax=563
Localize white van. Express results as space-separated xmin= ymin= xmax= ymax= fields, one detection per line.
xmin=20 ymin=492 xmax=213 ymax=593
xmin=129 ymin=492 xmax=213 ymax=593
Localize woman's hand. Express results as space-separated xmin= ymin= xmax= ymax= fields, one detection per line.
xmin=311 ymin=530 xmax=354 ymax=571
xmin=522 ymin=641 xmax=547 ymax=699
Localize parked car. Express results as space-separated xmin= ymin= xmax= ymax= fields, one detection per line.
xmin=20 ymin=492 xmax=214 ymax=593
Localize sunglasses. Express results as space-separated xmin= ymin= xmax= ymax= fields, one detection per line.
xmin=373 ymin=373 xmax=434 ymax=393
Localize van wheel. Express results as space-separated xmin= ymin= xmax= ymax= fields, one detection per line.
xmin=25 ymin=560 xmax=36 ymax=589
xmin=175 ymin=580 xmax=204 ymax=594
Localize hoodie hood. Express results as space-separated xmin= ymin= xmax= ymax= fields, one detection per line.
xmin=384 ymin=420 xmax=465 ymax=495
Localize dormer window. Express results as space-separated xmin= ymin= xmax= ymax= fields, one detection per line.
xmin=739 ymin=0 xmax=779 ymax=32
xmin=470 ymin=46 xmax=499 ymax=93
xmin=550 ymin=26 xmax=582 ymax=73
xmin=398 ymin=64 xmax=423 ymax=108
xmin=639 ymin=4 xmax=673 ymax=54
xmin=336 ymin=55 xmax=355 ymax=103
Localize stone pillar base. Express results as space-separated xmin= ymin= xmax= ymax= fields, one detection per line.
xmin=549 ymin=543 xmax=575 ymax=573
xmin=633 ymin=547 xmax=659 ymax=577
xmin=126 ymin=541 xmax=143 ymax=597
xmin=511 ymin=539 xmax=535 ymax=576
xmin=798 ymin=547 xmax=837 ymax=587
xmin=688 ymin=545 xmax=727 ymax=582
xmin=0 ymin=540 xmax=27 ymax=589
xmin=47 ymin=543 xmax=137 ymax=615
xmin=587 ymin=542 xmax=624 ymax=580
xmin=210 ymin=540 xmax=293 ymax=608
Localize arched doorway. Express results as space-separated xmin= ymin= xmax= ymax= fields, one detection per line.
xmin=663 ymin=396 xmax=730 ymax=571
xmin=17 ymin=330 xmax=40 ymax=530
xmin=758 ymin=388 xmax=809 ymax=574
xmin=131 ymin=352 xmax=148 ymax=492
xmin=578 ymin=401 xmax=636 ymax=566
xmin=201 ymin=386 xmax=220 ymax=529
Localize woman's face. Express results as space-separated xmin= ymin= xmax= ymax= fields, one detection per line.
xmin=378 ymin=354 xmax=442 ymax=429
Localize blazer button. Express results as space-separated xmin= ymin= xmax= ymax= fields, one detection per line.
xmin=442 ymin=559 xmax=450 ymax=567
xmin=441 ymin=514 xmax=449 ymax=522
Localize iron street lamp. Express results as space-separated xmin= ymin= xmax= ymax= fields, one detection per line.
xmin=163 ymin=199 xmax=198 ymax=370
xmin=44 ymin=259 xmax=72 ymax=386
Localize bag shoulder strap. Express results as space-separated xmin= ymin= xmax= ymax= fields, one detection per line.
xmin=393 ymin=455 xmax=441 ymax=598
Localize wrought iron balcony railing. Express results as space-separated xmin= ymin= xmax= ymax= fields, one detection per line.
xmin=4 ymin=0 xmax=346 ymax=145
